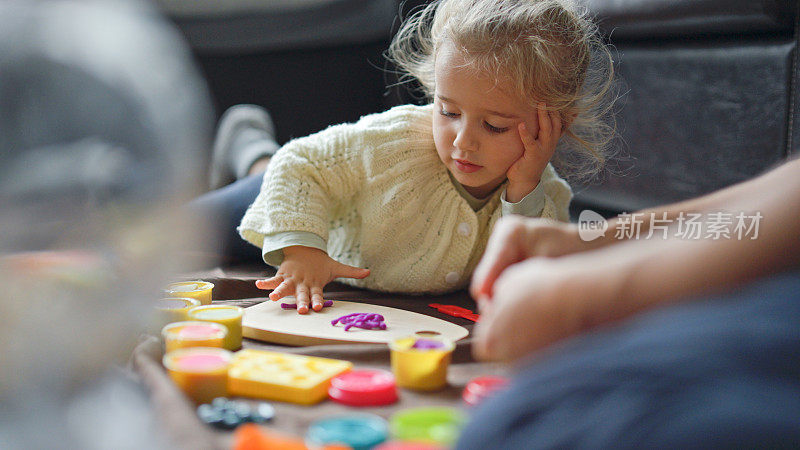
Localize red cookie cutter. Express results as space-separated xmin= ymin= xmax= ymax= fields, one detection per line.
xmin=428 ymin=303 xmax=480 ymax=322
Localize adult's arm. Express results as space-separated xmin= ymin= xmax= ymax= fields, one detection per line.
xmin=473 ymin=158 xmax=800 ymax=361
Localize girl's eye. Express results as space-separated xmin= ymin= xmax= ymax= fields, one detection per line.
xmin=439 ymin=108 xmax=459 ymax=118
xmin=484 ymin=122 xmax=509 ymax=133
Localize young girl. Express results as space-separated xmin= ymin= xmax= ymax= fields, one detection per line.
xmin=237 ymin=0 xmax=616 ymax=313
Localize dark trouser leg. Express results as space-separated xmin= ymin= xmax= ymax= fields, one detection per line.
xmin=185 ymin=174 xmax=264 ymax=266
xmin=457 ymin=271 xmax=800 ymax=449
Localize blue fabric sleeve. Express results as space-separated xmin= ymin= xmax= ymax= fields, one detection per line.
xmin=456 ymin=271 xmax=800 ymax=449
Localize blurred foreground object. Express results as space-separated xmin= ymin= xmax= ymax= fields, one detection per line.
xmin=0 ymin=1 xmax=212 ymax=449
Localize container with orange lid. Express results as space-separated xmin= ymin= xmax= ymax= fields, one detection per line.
xmin=163 ymin=347 xmax=232 ymax=404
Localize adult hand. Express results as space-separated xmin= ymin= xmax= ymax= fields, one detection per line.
xmin=472 ymin=253 xmax=621 ymax=362
xmin=505 ymin=103 xmax=563 ymax=203
xmin=470 ymin=216 xmax=588 ymax=300
xmin=255 ymin=246 xmax=370 ymax=314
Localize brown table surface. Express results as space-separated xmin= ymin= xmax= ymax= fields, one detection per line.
xmin=132 ymin=265 xmax=509 ymax=450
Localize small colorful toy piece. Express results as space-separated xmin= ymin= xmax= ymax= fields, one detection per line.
xmin=281 ymin=300 xmax=333 ymax=309
xmin=234 ymin=423 xmax=342 ymax=450
xmin=428 ymin=303 xmax=480 ymax=322
xmin=331 ymin=313 xmax=386 ymax=331
xmin=197 ymin=397 xmax=274 ymax=429
xmin=227 ymin=349 xmax=353 ymax=405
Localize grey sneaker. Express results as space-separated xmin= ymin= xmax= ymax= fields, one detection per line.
xmin=209 ymin=104 xmax=280 ymax=189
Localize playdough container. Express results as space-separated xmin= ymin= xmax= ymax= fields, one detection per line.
xmin=163 ymin=347 xmax=232 ymax=404
xmin=389 ymin=335 xmax=455 ymax=391
xmin=161 ymin=321 xmax=228 ymax=353
xmin=328 ymin=369 xmax=398 ymax=407
xmin=152 ymin=297 xmax=201 ymax=332
xmin=306 ymin=414 xmax=389 ymax=450
xmin=165 ymin=280 xmax=214 ymax=305
xmin=389 ymin=407 xmax=466 ymax=446
xmin=188 ymin=304 xmax=243 ymax=351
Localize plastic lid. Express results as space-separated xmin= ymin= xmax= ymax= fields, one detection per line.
xmin=162 ymin=321 xmax=227 ymax=340
xmin=389 ymin=407 xmax=465 ymax=445
xmin=329 ymin=369 xmax=398 ymax=407
xmin=306 ymin=414 xmax=388 ymax=450
xmin=189 ymin=305 xmax=243 ymax=320
xmin=163 ymin=347 xmax=232 ymax=373
xmin=165 ymin=280 xmax=213 ymax=293
xmin=462 ymin=376 xmax=509 ymax=407
xmin=155 ymin=297 xmax=198 ymax=310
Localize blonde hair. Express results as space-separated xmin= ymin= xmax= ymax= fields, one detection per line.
xmin=388 ymin=0 xmax=618 ymax=180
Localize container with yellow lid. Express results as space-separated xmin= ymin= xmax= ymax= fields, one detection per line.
xmin=188 ymin=304 xmax=243 ymax=350
xmin=165 ymin=280 xmax=214 ymax=305
xmin=151 ymin=297 xmax=200 ymax=332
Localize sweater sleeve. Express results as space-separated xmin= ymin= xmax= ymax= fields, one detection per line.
xmin=237 ymin=121 xmax=366 ymax=250
xmin=500 ymin=181 xmax=546 ymax=217
xmin=262 ymin=231 xmax=327 ymax=267
xmin=530 ymin=164 xmax=573 ymax=222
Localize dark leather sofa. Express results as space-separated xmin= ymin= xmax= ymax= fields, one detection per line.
xmin=160 ymin=0 xmax=799 ymax=215
xmin=573 ymin=0 xmax=800 ymax=215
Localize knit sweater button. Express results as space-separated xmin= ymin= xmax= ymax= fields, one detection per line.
xmin=445 ymin=272 xmax=460 ymax=284
xmin=457 ymin=222 xmax=471 ymax=236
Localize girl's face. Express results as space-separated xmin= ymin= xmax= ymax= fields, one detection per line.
xmin=433 ymin=41 xmax=538 ymax=198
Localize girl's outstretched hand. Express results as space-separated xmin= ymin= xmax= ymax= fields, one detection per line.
xmin=505 ymin=103 xmax=563 ymax=203
xmin=255 ymin=246 xmax=370 ymax=314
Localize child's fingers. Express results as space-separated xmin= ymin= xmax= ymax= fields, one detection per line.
xmin=310 ymin=286 xmax=325 ymax=311
xmin=537 ymin=103 xmax=552 ymax=144
xmin=295 ymin=285 xmax=310 ymax=314
xmin=255 ymin=276 xmax=282 ymax=290
xmin=518 ymin=122 xmax=538 ymax=151
xmin=268 ymin=278 xmax=295 ymax=301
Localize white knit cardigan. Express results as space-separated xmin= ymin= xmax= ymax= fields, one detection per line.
xmin=239 ymin=104 xmax=572 ymax=294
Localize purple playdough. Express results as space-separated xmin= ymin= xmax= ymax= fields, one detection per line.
xmin=331 ymin=312 xmax=386 ymax=331
xmin=411 ymin=339 xmax=445 ymax=349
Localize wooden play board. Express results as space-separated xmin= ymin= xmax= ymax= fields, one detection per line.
xmin=242 ymin=299 xmax=469 ymax=346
